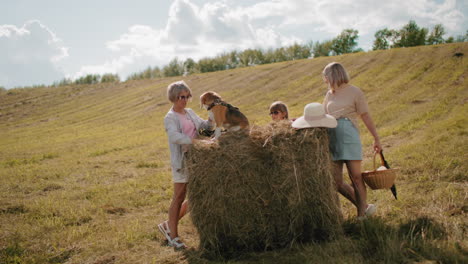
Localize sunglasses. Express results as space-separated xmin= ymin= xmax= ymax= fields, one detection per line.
xmin=177 ymin=95 xmax=192 ymax=100
xmin=269 ymin=111 xmax=280 ymax=115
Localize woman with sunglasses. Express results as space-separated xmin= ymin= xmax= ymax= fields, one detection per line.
xmin=158 ymin=80 xmax=212 ymax=249
xmin=269 ymin=101 xmax=290 ymax=121
xmin=322 ymin=62 xmax=382 ymax=220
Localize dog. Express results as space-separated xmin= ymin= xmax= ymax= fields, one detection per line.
xmin=200 ymin=91 xmax=249 ymax=139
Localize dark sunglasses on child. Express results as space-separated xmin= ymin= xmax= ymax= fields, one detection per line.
xmin=269 ymin=111 xmax=280 ymax=115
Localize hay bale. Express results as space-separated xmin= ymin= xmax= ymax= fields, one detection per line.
xmin=186 ymin=121 xmax=343 ymax=257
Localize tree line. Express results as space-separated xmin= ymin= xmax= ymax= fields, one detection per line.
xmin=125 ymin=29 xmax=362 ymax=80
xmin=127 ymin=20 xmax=466 ymax=81
xmin=372 ymin=20 xmax=466 ymax=50
xmin=52 ymin=73 xmax=120 ymax=87
xmin=5 ymin=20 xmax=465 ymax=89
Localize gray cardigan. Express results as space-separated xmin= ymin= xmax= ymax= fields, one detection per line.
xmin=164 ymin=108 xmax=211 ymax=170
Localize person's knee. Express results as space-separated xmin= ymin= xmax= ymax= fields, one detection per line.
xmin=174 ymin=190 xmax=186 ymax=201
xmin=349 ymin=172 xmax=363 ymax=183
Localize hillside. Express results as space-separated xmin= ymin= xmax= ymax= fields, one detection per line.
xmin=0 ymin=42 xmax=467 ymax=263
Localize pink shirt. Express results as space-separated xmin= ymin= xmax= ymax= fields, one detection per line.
xmin=323 ymin=84 xmax=369 ymax=128
xmin=177 ymin=112 xmax=197 ymax=139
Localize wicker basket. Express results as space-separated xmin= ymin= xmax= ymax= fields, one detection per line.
xmin=362 ymin=153 xmax=398 ymax=190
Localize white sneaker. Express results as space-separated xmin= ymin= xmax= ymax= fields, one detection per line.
xmin=365 ymin=204 xmax=377 ymax=217
xmin=169 ymin=237 xmax=187 ymax=250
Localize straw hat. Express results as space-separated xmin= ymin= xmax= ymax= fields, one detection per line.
xmin=292 ymin=103 xmax=337 ymax=129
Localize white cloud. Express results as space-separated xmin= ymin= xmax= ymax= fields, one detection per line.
xmin=0 ymin=20 xmax=68 ymax=88
xmin=75 ymin=0 xmax=300 ymax=79
xmin=165 ymin=0 xmax=204 ymax=44
xmin=75 ymin=0 xmax=466 ymax=80
xmin=1 ymin=0 xmax=466 ymax=87
xmin=71 ymin=54 xmax=136 ymax=80
xmin=239 ymin=0 xmax=465 ymax=35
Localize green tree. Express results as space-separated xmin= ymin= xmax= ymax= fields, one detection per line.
xmin=238 ymin=49 xmax=264 ymax=67
xmin=226 ymin=51 xmax=239 ymax=69
xmin=183 ymin=58 xmax=197 ymax=75
xmin=444 ymin=30 xmax=467 ymax=43
xmin=262 ymin=48 xmax=276 ymax=64
xmin=125 ymin=65 xmax=163 ymax=81
xmin=373 ymin=28 xmax=394 ymax=50
xmin=145 ymin=67 xmax=154 ymax=79
xmin=74 ymin=74 xmax=100 ymax=85
xmin=126 ymin=72 xmax=141 ymax=81
xmin=214 ymin=52 xmax=236 ymax=70
xmin=312 ymin=40 xmax=333 ymax=57
xmin=427 ymin=24 xmax=446 ymax=45
xmin=284 ymin=43 xmax=311 ymax=60
xmin=152 ymin=66 xmax=162 ymax=78
xmin=197 ymin=58 xmax=211 ymax=73
xmin=101 ymin=73 xmax=120 ymax=83
xmin=53 ymin=78 xmax=73 ymax=87
xmin=331 ymin=29 xmax=359 ymax=55
xmin=163 ymin=57 xmax=184 ymax=77
xmin=394 ymin=20 xmax=428 ymax=47
xmin=213 ymin=56 xmax=228 ymax=71
xmin=197 ymin=57 xmax=224 ymax=73
xmin=273 ymin=47 xmax=288 ymax=62
xmin=454 ymin=30 xmax=468 ymax=42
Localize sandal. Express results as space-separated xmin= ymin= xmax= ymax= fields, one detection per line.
xmin=169 ymin=237 xmax=187 ymax=250
xmin=157 ymin=221 xmax=171 ymax=242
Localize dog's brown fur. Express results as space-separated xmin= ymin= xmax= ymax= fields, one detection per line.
xmin=200 ymin=91 xmax=249 ymax=138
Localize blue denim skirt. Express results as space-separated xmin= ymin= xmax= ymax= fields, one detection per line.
xmin=328 ymin=118 xmax=362 ymax=161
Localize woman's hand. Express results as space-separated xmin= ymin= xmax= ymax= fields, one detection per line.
xmin=182 ymin=144 xmax=191 ymax=153
xmin=373 ymin=139 xmax=382 ymax=154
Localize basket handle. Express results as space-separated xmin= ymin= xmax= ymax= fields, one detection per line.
xmin=372 ymin=151 xmax=386 ymax=171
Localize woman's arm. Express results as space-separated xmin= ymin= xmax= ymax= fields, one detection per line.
xmin=164 ymin=116 xmax=193 ymax=145
xmin=360 ymin=112 xmax=382 ymax=153
xmin=199 ymin=118 xmax=213 ymax=131
xmin=188 ymin=109 xmax=213 ymax=130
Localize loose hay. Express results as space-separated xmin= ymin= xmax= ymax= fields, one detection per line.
xmin=186 ymin=121 xmax=343 ymax=258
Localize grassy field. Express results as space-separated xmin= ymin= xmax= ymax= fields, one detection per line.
xmin=0 ymin=42 xmax=467 ymax=264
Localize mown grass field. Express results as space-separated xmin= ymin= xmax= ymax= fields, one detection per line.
xmin=1 ymin=42 xmax=467 ymax=264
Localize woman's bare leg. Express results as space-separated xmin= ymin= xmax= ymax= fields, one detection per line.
xmin=345 ymin=160 xmax=367 ymax=217
xmin=168 ymin=183 xmax=187 ymax=240
xmin=332 ymin=161 xmax=358 ymax=207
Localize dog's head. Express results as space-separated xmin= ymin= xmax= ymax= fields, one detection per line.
xmin=200 ymin=91 xmax=222 ymax=110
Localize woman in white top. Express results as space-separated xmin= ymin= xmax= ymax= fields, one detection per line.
xmin=158 ymin=81 xmax=212 ymax=249
xmin=322 ymin=62 xmax=382 ymax=219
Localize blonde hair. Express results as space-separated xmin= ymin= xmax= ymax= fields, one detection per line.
xmin=322 ymin=62 xmax=350 ymax=91
xmin=269 ymin=101 xmax=289 ymax=119
xmin=167 ymin=80 xmax=192 ymax=102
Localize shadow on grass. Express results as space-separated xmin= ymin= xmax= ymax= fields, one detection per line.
xmin=0 ymin=232 xmax=79 ymax=264
xmin=343 ymin=216 xmax=464 ymax=264
xmin=180 ymin=216 xmax=467 ymax=264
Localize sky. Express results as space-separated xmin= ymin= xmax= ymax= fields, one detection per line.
xmin=1 ymin=0 xmax=467 ymax=88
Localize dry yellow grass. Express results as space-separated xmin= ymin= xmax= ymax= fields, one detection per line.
xmin=0 ymin=42 xmax=467 ymax=263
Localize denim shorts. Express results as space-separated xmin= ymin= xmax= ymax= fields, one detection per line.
xmin=328 ymin=118 xmax=362 ymax=161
